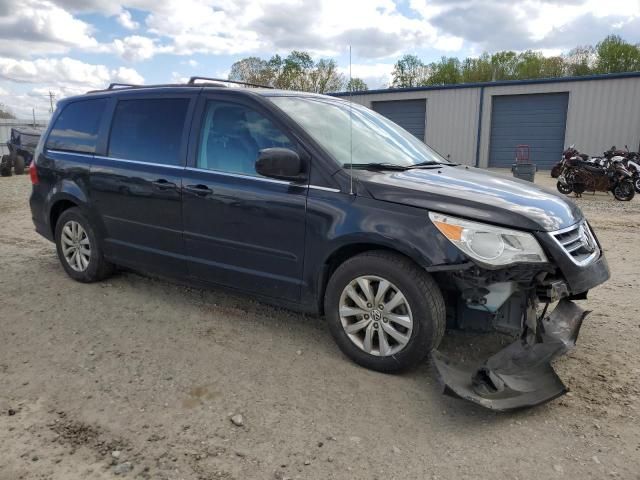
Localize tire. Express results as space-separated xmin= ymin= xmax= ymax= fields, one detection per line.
xmin=613 ymin=179 xmax=635 ymax=201
xmin=13 ymin=155 xmax=25 ymax=175
xmin=54 ymin=207 xmax=114 ymax=282
xmin=0 ymin=155 xmax=12 ymax=177
xmin=634 ymin=177 xmax=640 ymax=194
xmin=324 ymin=250 xmax=446 ymax=373
xmin=556 ymin=181 xmax=572 ymax=195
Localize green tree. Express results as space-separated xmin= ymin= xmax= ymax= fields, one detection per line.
xmin=490 ymin=51 xmax=518 ymax=80
xmin=391 ymin=54 xmax=428 ymax=88
xmin=595 ymin=35 xmax=640 ymax=73
xmin=461 ymin=53 xmax=493 ymax=83
xmin=424 ymin=57 xmax=461 ymax=85
xmin=229 ymin=56 xmax=272 ymax=86
xmin=346 ymin=77 xmax=368 ymax=91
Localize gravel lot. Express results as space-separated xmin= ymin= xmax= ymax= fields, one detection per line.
xmin=1 ymin=171 xmax=639 ymax=480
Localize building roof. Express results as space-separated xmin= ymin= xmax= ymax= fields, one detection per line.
xmin=331 ymin=71 xmax=640 ymax=97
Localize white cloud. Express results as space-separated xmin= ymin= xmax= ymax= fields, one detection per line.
xmin=0 ymin=57 xmax=143 ymax=87
xmin=117 ymin=9 xmax=139 ymax=30
xmin=339 ymin=63 xmax=395 ymax=89
xmin=0 ymin=0 xmax=99 ymax=57
xmin=112 ymin=35 xmax=162 ymax=61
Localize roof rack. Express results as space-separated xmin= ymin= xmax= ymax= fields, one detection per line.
xmin=187 ymin=76 xmax=274 ymax=89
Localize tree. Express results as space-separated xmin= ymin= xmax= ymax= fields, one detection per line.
xmin=461 ymin=53 xmax=493 ymax=83
xmin=391 ymin=54 xmax=428 ymax=88
xmin=346 ymin=77 xmax=368 ymax=92
xmin=595 ymin=35 xmax=640 ymax=74
xmin=564 ymin=46 xmax=595 ymax=76
xmin=229 ymin=57 xmax=272 ymax=86
xmin=425 ymin=57 xmax=461 ymax=85
xmin=0 ymin=104 xmax=15 ymax=119
xmin=490 ymin=51 xmax=518 ymax=80
xmin=229 ymin=51 xmax=345 ymax=93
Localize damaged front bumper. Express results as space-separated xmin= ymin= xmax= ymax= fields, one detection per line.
xmin=432 ymin=299 xmax=590 ymax=411
xmin=429 ymin=237 xmax=609 ymax=411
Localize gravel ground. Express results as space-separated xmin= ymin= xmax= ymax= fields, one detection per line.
xmin=0 ymin=170 xmax=639 ymax=480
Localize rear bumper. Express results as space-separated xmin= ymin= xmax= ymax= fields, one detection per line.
xmin=29 ymin=187 xmax=53 ymax=242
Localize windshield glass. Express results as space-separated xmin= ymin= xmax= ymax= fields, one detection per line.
xmin=268 ymin=95 xmax=448 ymax=167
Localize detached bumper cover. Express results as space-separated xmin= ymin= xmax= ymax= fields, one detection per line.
xmin=431 ymin=299 xmax=590 ymax=411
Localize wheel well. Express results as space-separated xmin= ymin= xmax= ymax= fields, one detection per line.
xmin=318 ymin=243 xmax=414 ymax=315
xmin=49 ymin=200 xmax=77 ymax=236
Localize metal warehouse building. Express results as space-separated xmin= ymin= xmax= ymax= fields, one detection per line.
xmin=333 ymin=72 xmax=640 ymax=169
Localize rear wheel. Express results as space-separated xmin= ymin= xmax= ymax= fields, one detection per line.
xmin=54 ymin=207 xmax=114 ymax=282
xmin=324 ymin=251 xmax=445 ymax=373
xmin=0 ymin=155 xmax=12 ymax=177
xmin=634 ymin=176 xmax=640 ymax=194
xmin=13 ymin=155 xmax=25 ymax=175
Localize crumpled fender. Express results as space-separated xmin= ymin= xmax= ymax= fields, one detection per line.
xmin=431 ymin=299 xmax=591 ymax=412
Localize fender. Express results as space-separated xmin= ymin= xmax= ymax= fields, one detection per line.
xmin=299 ymin=192 xmax=468 ymax=312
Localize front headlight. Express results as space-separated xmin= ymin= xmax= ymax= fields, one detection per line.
xmin=429 ymin=212 xmax=547 ymax=267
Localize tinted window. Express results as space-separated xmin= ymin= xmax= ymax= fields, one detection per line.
xmin=197 ymin=101 xmax=294 ymax=176
xmin=109 ymin=98 xmax=190 ymax=166
xmin=46 ymin=98 xmax=107 ymax=153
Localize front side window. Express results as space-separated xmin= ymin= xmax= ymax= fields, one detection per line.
xmin=108 ymin=98 xmax=190 ymax=166
xmin=46 ymin=98 xmax=107 ymax=153
xmin=268 ymin=95 xmax=448 ymax=168
xmin=197 ymin=101 xmax=294 ymax=176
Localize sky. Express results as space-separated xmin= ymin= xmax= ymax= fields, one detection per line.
xmin=1 ymin=0 xmax=639 ymax=120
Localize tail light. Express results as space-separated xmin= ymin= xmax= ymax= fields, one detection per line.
xmin=29 ymin=161 xmax=39 ymax=184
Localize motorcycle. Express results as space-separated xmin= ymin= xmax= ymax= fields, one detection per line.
xmin=556 ymin=146 xmax=635 ymax=201
xmin=623 ymin=152 xmax=640 ymax=193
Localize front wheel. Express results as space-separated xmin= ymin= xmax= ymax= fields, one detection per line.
xmin=324 ymin=251 xmax=445 ymax=373
xmin=556 ymin=180 xmax=572 ymax=195
xmin=613 ymin=179 xmax=635 ymax=201
xmin=634 ymin=176 xmax=640 ymax=194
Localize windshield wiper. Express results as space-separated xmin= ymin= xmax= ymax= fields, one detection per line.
xmin=343 ymin=163 xmax=410 ymax=171
xmin=406 ymin=161 xmax=459 ymax=168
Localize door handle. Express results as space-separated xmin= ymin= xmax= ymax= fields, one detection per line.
xmin=152 ymin=179 xmax=177 ymax=190
xmin=184 ymin=184 xmax=213 ymax=196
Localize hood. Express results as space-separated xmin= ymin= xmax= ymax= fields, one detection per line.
xmin=357 ymin=165 xmax=583 ymax=232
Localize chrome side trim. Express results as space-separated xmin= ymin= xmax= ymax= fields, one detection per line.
xmin=309 ymin=185 xmax=341 ymax=193
xmin=184 ymin=167 xmax=295 ymax=186
xmin=94 ymin=155 xmax=185 ymax=170
xmin=47 ymin=149 xmax=93 ymax=158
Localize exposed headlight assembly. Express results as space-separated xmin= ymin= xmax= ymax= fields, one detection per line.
xmin=429 ymin=212 xmax=548 ymax=267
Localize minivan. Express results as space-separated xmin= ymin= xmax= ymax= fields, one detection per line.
xmin=29 ymin=78 xmax=610 ymax=410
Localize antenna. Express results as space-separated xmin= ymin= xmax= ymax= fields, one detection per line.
xmin=349 ymin=45 xmax=354 ymax=195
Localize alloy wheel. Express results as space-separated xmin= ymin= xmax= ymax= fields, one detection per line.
xmin=338 ymin=275 xmax=413 ymax=356
xmin=60 ymin=220 xmax=91 ymax=272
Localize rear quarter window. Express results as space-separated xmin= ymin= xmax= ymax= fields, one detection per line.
xmin=108 ymin=98 xmax=190 ymax=166
xmin=46 ymin=98 xmax=107 ymax=153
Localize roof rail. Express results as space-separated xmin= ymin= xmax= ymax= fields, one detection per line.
xmin=187 ymin=76 xmax=274 ymax=89
xmin=107 ymin=82 xmax=142 ymax=90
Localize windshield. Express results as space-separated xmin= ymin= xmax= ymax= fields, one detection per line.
xmin=268 ymin=95 xmax=449 ymax=167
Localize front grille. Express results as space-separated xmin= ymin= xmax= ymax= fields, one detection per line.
xmin=549 ymin=221 xmax=599 ymax=266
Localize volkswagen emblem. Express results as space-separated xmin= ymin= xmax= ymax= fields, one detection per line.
xmin=578 ymin=224 xmax=595 ymax=253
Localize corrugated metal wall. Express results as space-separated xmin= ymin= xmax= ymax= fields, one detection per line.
xmin=340 ymin=75 xmax=640 ymax=169
xmin=0 ymin=120 xmax=48 ymax=156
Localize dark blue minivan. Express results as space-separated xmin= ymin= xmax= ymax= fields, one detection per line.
xmin=29 ymin=78 xmax=610 ymax=410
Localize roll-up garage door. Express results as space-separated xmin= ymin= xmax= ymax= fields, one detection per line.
xmin=488 ymin=93 xmax=569 ymax=169
xmin=372 ymin=99 xmax=426 ymax=141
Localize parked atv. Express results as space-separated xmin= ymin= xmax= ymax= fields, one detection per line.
xmin=1 ymin=126 xmax=43 ymax=177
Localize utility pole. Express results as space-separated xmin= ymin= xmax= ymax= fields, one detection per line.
xmin=48 ymin=91 xmax=55 ymax=113
xmin=32 ymin=108 xmax=36 ymax=126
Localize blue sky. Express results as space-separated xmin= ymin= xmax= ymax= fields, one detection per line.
xmin=0 ymin=0 xmax=639 ymax=120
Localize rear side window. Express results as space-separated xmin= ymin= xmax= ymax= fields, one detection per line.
xmin=108 ymin=98 xmax=190 ymax=166
xmin=46 ymin=98 xmax=107 ymax=153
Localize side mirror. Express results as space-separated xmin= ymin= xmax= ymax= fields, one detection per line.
xmin=255 ymin=148 xmax=305 ymax=181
